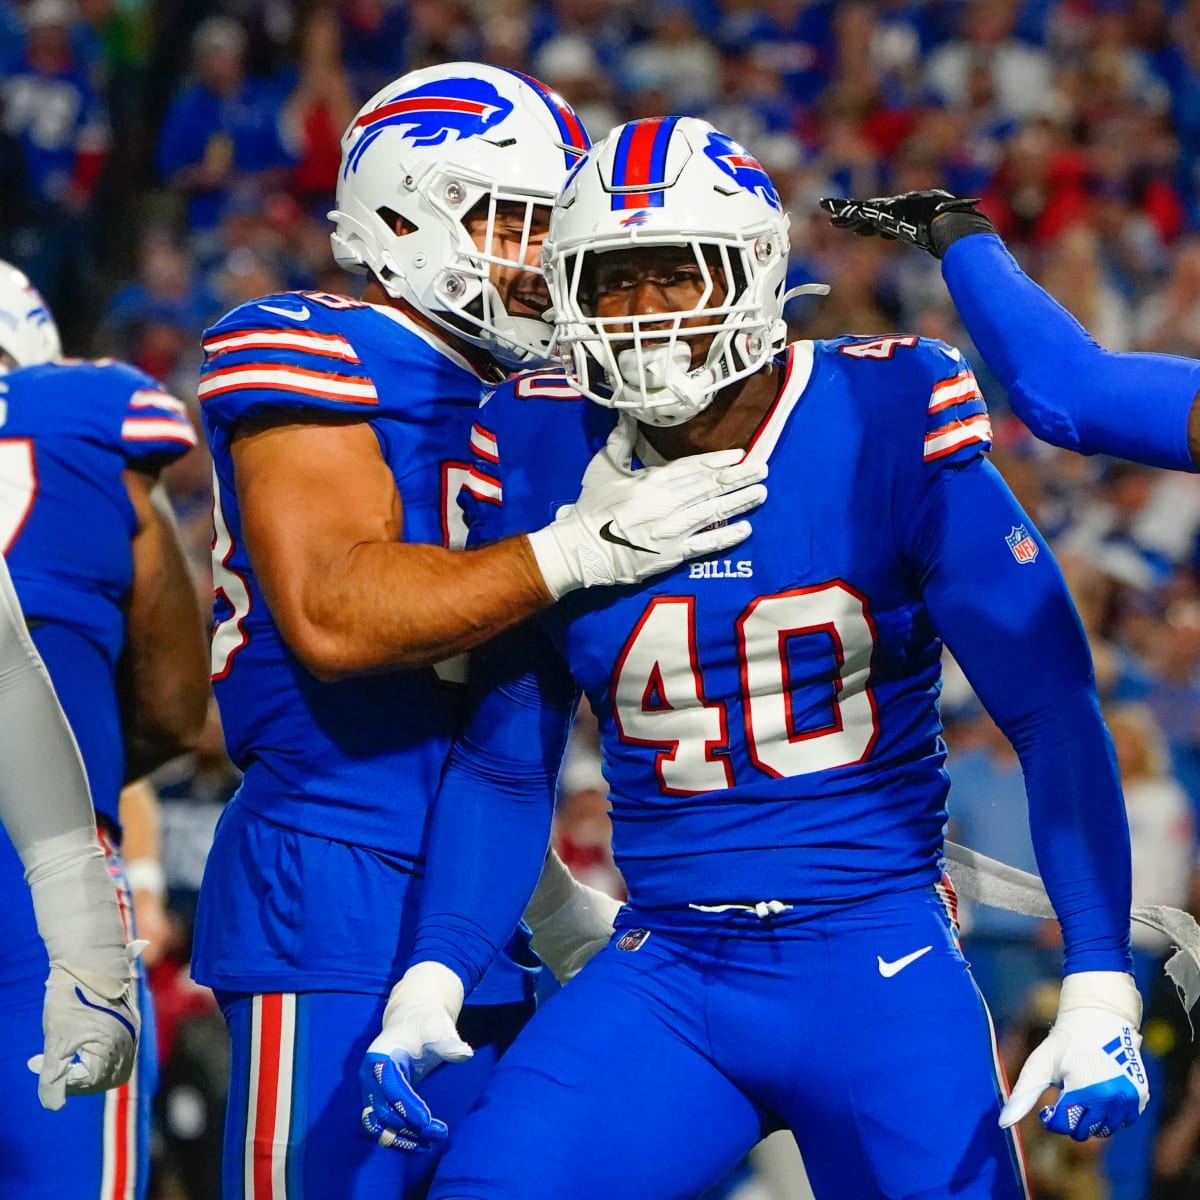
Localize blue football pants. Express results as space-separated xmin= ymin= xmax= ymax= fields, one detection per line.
xmin=430 ymin=885 xmax=1029 ymax=1200
xmin=220 ymin=990 xmax=531 ymax=1200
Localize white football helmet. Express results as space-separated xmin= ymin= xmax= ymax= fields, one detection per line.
xmin=547 ymin=117 xmax=793 ymax=426
xmin=0 ymin=261 xmax=61 ymax=372
xmin=329 ymin=62 xmax=590 ymax=369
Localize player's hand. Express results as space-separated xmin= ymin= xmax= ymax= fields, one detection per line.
xmin=360 ymin=962 xmax=473 ymax=1152
xmin=819 ymin=190 xmax=994 ymax=259
xmin=526 ymin=421 xmax=767 ymax=599
xmin=1000 ymin=971 xmax=1148 ymax=1141
xmin=28 ymin=943 xmax=144 ymax=1110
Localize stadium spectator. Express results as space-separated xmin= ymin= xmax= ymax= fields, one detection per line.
xmin=156 ymin=16 xmax=292 ymax=256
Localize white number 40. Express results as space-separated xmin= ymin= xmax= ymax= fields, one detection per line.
xmin=612 ymin=582 xmax=879 ymax=794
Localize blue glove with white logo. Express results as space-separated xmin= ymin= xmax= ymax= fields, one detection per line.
xmin=1000 ymin=971 xmax=1147 ymax=1141
xmin=360 ymin=962 xmax=473 ymax=1152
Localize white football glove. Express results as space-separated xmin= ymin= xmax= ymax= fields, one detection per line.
xmin=359 ymin=962 xmax=473 ymax=1152
xmin=29 ymin=948 xmax=144 ymax=1110
xmin=23 ymin=829 xmax=142 ymax=1110
xmin=526 ymin=422 xmax=767 ymax=599
xmin=524 ymin=849 xmax=621 ymax=984
xmin=1000 ymin=971 xmax=1148 ymax=1141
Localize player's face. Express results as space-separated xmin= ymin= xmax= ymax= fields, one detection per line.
xmin=464 ymin=201 xmax=553 ymax=320
xmin=589 ymin=246 xmax=728 ymax=368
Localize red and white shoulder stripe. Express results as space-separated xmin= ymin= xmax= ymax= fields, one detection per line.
xmin=198 ymin=363 xmax=379 ymax=406
xmin=122 ymin=387 xmax=197 ymax=446
xmin=202 ymin=327 xmax=361 ymax=364
xmin=923 ymin=368 xmax=991 ymax=463
xmin=927 ymin=369 xmax=984 ymax=416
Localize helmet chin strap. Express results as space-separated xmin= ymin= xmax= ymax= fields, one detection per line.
xmin=614 ymin=343 xmax=716 ymax=428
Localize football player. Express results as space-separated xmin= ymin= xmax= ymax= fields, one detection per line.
xmin=820 ymin=189 xmax=1200 ymax=472
xmin=190 ymin=65 xmax=766 ymax=1200
xmin=0 ymin=260 xmax=210 ymax=1198
xmin=374 ymin=118 xmax=1147 ymax=1200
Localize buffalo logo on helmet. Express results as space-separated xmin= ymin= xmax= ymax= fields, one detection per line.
xmin=344 ymin=77 xmax=514 ymax=175
xmin=703 ymin=132 xmax=782 ymax=212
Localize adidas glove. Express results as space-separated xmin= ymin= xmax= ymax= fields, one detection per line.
xmin=1000 ymin=971 xmax=1148 ymax=1141
xmin=526 ymin=421 xmax=767 ymax=599
xmin=360 ymin=962 xmax=473 ymax=1153
xmin=819 ymin=190 xmax=995 ymax=259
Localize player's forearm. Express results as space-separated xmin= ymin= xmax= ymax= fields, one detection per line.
xmin=915 ymin=460 xmax=1131 ymax=970
xmin=411 ymin=629 xmax=574 ymax=990
xmin=1007 ymin=687 xmax=1133 ymax=974
xmin=285 ymin=535 xmax=552 ymax=679
xmin=942 ymin=233 xmax=1200 ymax=471
xmin=121 ymin=483 xmax=210 ymax=775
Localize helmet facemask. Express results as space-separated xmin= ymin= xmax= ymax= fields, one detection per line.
xmin=327 ymin=63 xmax=591 ymax=371
xmin=551 ymin=230 xmax=789 ymax=427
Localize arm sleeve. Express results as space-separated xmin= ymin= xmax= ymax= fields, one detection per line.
xmin=941 ymin=232 xmax=1199 ymax=472
xmin=0 ymin=554 xmax=127 ymax=976
xmin=409 ymin=621 xmax=580 ymax=992
xmin=908 ymin=457 xmax=1133 ymax=974
xmin=0 ymin=553 xmax=95 ymax=849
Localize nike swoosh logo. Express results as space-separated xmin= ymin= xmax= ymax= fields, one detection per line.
xmin=877 ymin=945 xmax=933 ymax=978
xmin=599 ymin=520 xmax=657 ymax=555
xmin=260 ymin=303 xmax=311 ymax=320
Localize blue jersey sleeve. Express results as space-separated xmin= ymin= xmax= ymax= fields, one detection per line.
xmin=905 ymin=455 xmax=1132 ymax=974
xmin=108 ymin=366 xmax=197 ymax=468
xmin=410 ymin=623 xmax=579 ymax=992
xmin=199 ymin=296 xmax=382 ymax=429
xmin=942 ymin=232 xmax=1199 ymax=472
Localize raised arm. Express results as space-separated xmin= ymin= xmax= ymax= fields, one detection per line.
xmin=822 ymin=190 xmax=1200 ymax=472
xmin=908 ymin=455 xmax=1146 ymax=1141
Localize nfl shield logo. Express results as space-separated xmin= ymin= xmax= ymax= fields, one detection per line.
xmin=1005 ymin=525 xmax=1038 ymax=564
xmin=616 ymin=928 xmax=650 ymax=952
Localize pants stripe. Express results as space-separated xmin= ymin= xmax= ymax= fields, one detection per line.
xmin=245 ymin=993 xmax=297 ymax=1200
xmin=974 ymin=976 xmax=1032 ymax=1200
xmin=97 ymin=822 xmax=139 ymax=1200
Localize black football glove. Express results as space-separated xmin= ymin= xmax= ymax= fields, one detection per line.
xmin=819 ymin=189 xmax=995 ymax=259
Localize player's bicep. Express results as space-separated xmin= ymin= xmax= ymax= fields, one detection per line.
xmin=909 ymin=457 xmax=1094 ymax=727
xmin=230 ymin=415 xmax=400 ymax=652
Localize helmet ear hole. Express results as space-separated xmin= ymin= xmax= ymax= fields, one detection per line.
xmin=377 ymin=208 xmax=418 ymax=237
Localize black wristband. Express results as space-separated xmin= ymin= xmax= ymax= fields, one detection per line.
xmin=930 ymin=210 xmax=995 ymax=258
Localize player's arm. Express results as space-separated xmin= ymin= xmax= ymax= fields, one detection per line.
xmin=822 ymin=190 xmax=1200 ymax=472
xmin=231 ymin=414 xmax=766 ymax=678
xmin=118 ymin=471 xmax=210 ymax=779
xmin=359 ymin=623 xmax=580 ymax=1151
xmin=118 ymin=778 xmax=169 ymax=968
xmin=0 ymin=553 xmax=140 ymax=1109
xmin=908 ymin=455 xmax=1146 ymax=1140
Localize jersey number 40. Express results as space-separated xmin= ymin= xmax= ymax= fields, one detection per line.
xmin=612 ymin=582 xmax=879 ymax=794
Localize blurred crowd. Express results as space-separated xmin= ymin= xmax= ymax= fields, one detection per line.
xmin=7 ymin=0 xmax=1200 ymax=1196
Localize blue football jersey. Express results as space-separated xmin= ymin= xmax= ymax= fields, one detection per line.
xmin=195 ymin=290 xmax=536 ymax=999
xmin=0 ymin=358 xmax=196 ymax=820
xmin=0 ymin=358 xmax=195 ymax=988
xmin=199 ymin=291 xmax=483 ymax=858
xmin=463 ymin=336 xmax=994 ymax=910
